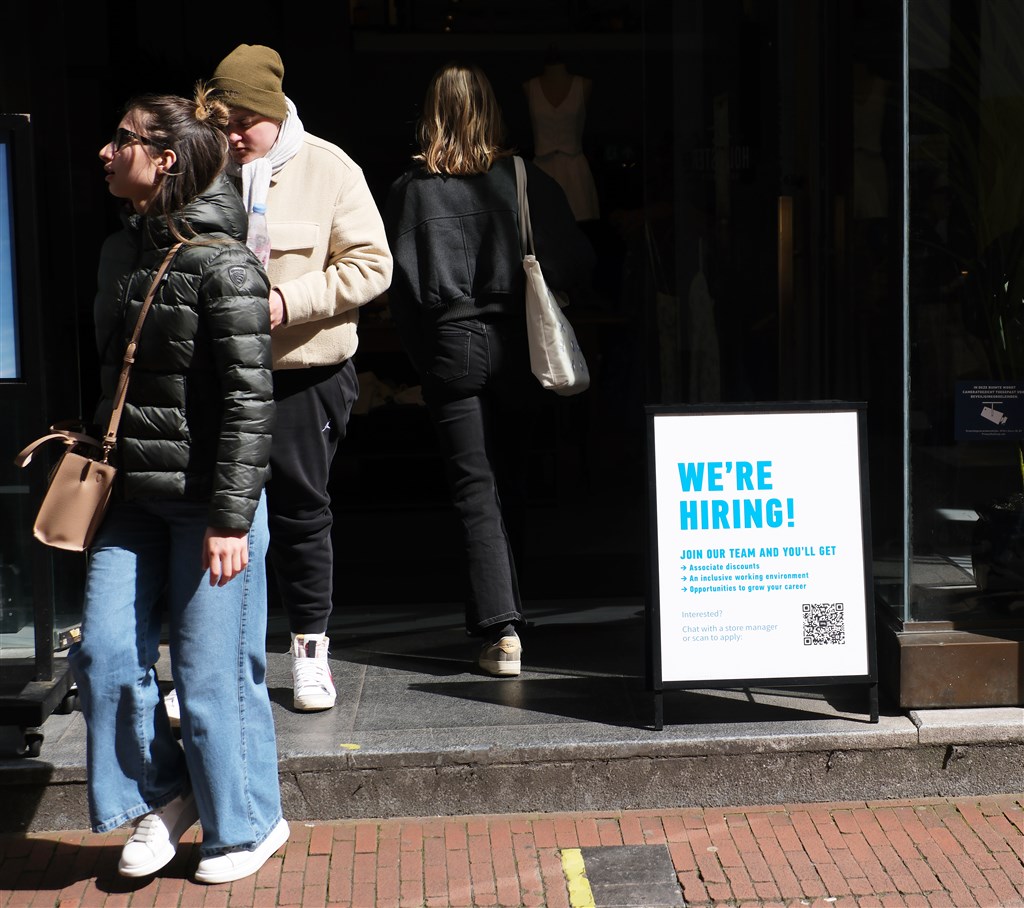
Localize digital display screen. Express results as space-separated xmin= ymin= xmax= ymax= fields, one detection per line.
xmin=0 ymin=141 xmax=21 ymax=379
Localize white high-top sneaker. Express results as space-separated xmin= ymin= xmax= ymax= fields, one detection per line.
xmin=291 ymin=633 xmax=336 ymax=711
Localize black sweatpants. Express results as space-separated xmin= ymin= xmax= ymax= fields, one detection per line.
xmin=265 ymin=359 xmax=359 ymax=635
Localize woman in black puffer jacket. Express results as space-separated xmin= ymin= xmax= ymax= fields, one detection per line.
xmin=68 ymin=86 xmax=288 ymax=886
xmin=93 ymin=169 xmax=274 ymax=527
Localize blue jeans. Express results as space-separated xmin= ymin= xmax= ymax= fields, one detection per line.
xmin=67 ymin=494 xmax=282 ymax=856
xmin=422 ymin=317 xmax=536 ymax=633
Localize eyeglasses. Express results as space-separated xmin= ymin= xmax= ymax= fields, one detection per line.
xmin=111 ymin=127 xmax=158 ymax=153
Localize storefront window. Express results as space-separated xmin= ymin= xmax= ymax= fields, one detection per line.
xmin=0 ymin=113 xmax=81 ymax=703
xmin=643 ymin=0 xmax=907 ymax=618
xmin=0 ymin=117 xmax=36 ymax=683
xmin=908 ymin=0 xmax=1024 ymax=627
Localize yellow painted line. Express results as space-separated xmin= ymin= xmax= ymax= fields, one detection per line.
xmin=561 ymin=848 xmax=596 ymax=908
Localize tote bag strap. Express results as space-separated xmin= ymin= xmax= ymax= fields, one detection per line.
xmin=513 ymin=156 xmax=536 ymax=257
xmin=103 ymin=242 xmax=182 ymax=456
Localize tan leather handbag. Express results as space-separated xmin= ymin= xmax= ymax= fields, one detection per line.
xmin=15 ymin=244 xmax=182 ymax=551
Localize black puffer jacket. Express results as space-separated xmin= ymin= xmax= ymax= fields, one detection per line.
xmin=93 ymin=175 xmax=274 ymax=530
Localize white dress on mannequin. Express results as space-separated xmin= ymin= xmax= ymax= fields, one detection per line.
xmin=526 ymin=74 xmax=600 ymax=222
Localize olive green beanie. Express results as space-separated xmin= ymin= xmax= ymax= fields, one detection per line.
xmin=211 ymin=44 xmax=287 ymax=121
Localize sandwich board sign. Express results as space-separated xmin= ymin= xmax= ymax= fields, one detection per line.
xmin=646 ymin=402 xmax=877 ymax=728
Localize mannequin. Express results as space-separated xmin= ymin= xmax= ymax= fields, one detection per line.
xmin=523 ymin=51 xmax=600 ymax=222
xmin=531 ymin=58 xmax=585 ymax=108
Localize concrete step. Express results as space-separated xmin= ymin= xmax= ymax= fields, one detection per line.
xmin=2 ymin=600 xmax=1021 ymax=833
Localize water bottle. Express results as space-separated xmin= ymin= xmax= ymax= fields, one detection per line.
xmin=248 ymin=203 xmax=272 ymax=268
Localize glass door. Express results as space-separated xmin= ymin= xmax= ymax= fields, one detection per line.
xmin=907 ymin=0 xmax=1024 ymax=632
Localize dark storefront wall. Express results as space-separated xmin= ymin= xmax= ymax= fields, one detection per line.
xmin=1 ymin=2 xmax=1020 ymax=708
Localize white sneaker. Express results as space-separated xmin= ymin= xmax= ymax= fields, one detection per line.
xmin=118 ymin=790 xmax=199 ymax=878
xmin=193 ymin=817 xmax=290 ymax=885
xmin=163 ymin=688 xmax=180 ymax=729
xmin=291 ymin=633 xmax=336 ymax=711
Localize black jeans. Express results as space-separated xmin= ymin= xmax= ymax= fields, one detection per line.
xmin=266 ymin=359 xmax=359 ymax=635
xmin=422 ymin=318 xmax=535 ymax=634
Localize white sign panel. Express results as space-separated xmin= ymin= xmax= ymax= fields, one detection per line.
xmin=650 ymin=407 xmax=871 ymax=684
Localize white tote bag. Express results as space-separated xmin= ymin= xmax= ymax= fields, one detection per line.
xmin=513 ymin=156 xmax=590 ymax=396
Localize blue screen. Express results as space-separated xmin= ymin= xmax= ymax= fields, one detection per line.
xmin=0 ymin=142 xmax=20 ymax=379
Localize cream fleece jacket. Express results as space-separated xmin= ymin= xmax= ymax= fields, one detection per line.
xmin=264 ymin=134 xmax=392 ymax=369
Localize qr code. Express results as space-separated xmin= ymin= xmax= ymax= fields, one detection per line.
xmin=802 ymin=602 xmax=845 ymax=645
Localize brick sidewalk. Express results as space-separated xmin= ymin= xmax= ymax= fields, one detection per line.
xmin=1 ymin=796 xmax=1021 ymax=907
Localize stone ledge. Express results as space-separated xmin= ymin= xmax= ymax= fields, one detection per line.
xmin=5 ymin=740 xmax=1021 ymax=833
xmin=911 ymin=707 xmax=1024 ymax=744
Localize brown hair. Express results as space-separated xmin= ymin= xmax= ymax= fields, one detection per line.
xmin=123 ymin=83 xmax=230 ymax=239
xmin=415 ymin=63 xmax=510 ymax=176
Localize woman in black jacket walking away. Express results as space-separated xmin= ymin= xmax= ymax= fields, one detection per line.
xmin=68 ymin=86 xmax=287 ymax=884
xmin=385 ymin=63 xmax=594 ymax=676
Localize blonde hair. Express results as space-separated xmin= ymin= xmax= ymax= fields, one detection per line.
xmin=415 ymin=63 xmax=509 ymax=176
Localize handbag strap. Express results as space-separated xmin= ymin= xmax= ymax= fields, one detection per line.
xmin=512 ymin=156 xmax=536 ymax=257
xmin=14 ymin=429 xmax=104 ymax=468
xmin=103 ymin=243 xmax=182 ymax=456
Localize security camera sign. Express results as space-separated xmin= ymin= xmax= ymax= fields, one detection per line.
xmin=648 ymin=404 xmax=874 ymax=687
xmin=955 ymin=382 xmax=1024 ymax=440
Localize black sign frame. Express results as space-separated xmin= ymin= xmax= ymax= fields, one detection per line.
xmin=645 ymin=401 xmax=878 ymax=729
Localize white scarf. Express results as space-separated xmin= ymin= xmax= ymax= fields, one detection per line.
xmin=228 ymin=96 xmax=305 ymax=215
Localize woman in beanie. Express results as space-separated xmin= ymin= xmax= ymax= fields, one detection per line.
xmin=209 ymin=44 xmax=392 ymax=712
xmin=68 ymin=84 xmax=288 ymax=884
xmin=384 ymin=63 xmax=594 ymax=675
